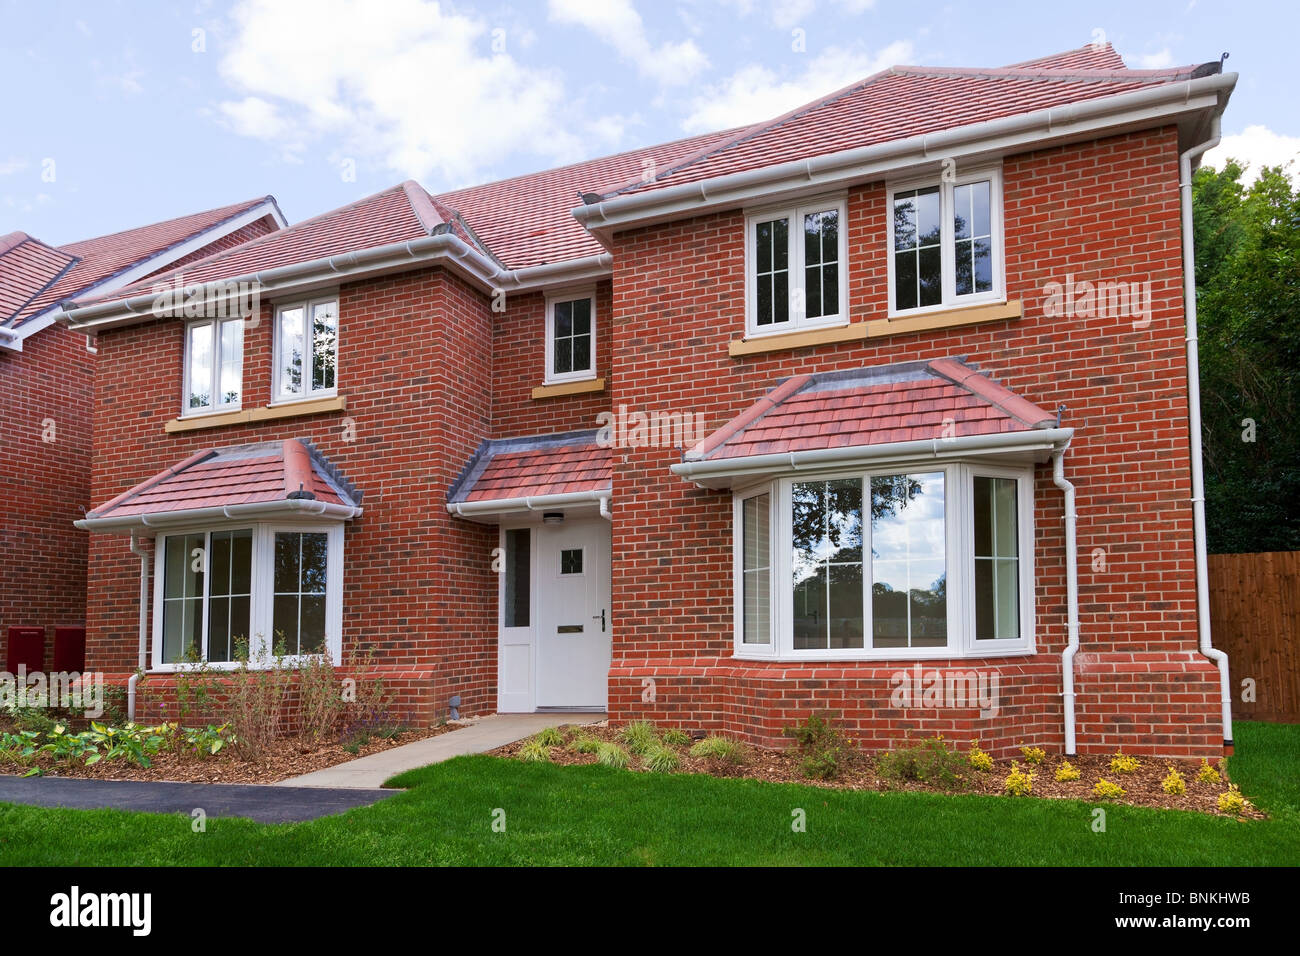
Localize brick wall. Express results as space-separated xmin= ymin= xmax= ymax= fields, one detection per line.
xmin=602 ymin=126 xmax=1222 ymax=758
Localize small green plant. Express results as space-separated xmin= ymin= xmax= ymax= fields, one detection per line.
xmin=518 ymin=740 xmax=551 ymax=763
xmin=688 ymin=735 xmax=748 ymax=764
xmin=1055 ymin=761 xmax=1082 ymax=782
xmin=1196 ymin=758 xmax=1222 ymax=785
xmin=1019 ymin=744 xmax=1047 ymax=765
xmin=1161 ymin=765 xmax=1187 ymax=796
xmin=643 ymin=743 xmax=680 ymax=773
xmin=618 ymin=721 xmax=659 ymax=755
xmin=596 ymin=742 xmax=630 ymax=769
xmin=1004 ymin=761 xmax=1035 ymax=796
xmin=535 ymin=727 xmax=565 ymax=747
xmin=968 ymin=740 xmax=993 ymax=772
xmin=1217 ymin=784 xmax=1251 ymax=816
xmin=662 ymin=728 xmax=691 ymax=747
xmin=878 ymin=736 xmax=969 ymax=791
xmin=1109 ymin=750 xmax=1141 ymax=774
xmin=567 ymin=734 xmax=601 ymax=754
xmin=1093 ymin=778 xmax=1126 ymax=800
xmin=784 ymin=712 xmax=849 ymax=780
xmin=183 ymin=724 xmax=234 ymax=756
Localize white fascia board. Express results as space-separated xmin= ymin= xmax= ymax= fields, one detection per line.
xmin=573 ymin=74 xmax=1235 ymax=241
xmin=74 ymin=498 xmax=362 ymax=534
xmin=671 ymin=428 xmax=1075 ymax=489
xmin=446 ymin=489 xmax=611 ymax=522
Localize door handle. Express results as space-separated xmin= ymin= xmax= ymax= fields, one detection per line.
xmin=592 ymin=609 xmax=606 ymax=632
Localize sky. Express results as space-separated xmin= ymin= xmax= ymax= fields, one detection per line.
xmin=1 ymin=0 xmax=1297 ymax=246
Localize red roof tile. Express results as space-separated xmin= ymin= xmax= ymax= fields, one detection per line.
xmin=0 ymin=233 xmax=77 ymax=324
xmin=688 ymin=358 xmax=1056 ymax=461
xmin=450 ymin=432 xmax=611 ymax=503
xmin=87 ymin=439 xmax=360 ymax=520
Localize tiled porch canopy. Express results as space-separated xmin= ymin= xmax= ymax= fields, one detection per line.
xmin=76 ymin=439 xmax=363 ymax=532
xmin=673 ymin=357 xmax=1073 ymax=489
xmin=447 ymin=430 xmax=612 ymax=521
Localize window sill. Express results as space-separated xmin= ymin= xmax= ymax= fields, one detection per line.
xmin=728 ymin=322 xmax=865 ymax=356
xmin=867 ymin=299 xmax=1022 ymax=338
xmin=531 ymin=377 xmax=605 ymax=400
xmin=164 ymin=394 xmax=347 ymax=433
xmin=731 ymin=645 xmax=1035 ymax=663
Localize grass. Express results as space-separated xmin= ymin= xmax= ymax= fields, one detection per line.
xmin=0 ymin=722 xmax=1295 ymax=866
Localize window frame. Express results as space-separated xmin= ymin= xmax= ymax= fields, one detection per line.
xmin=885 ymin=166 xmax=1005 ymax=319
xmin=543 ymin=287 xmax=597 ymax=385
xmin=732 ymin=460 xmax=1034 ymax=661
xmin=150 ymin=520 xmax=344 ymax=672
xmin=744 ymin=194 xmax=849 ymax=338
xmin=733 ymin=482 xmax=776 ymax=656
xmin=181 ymin=317 xmax=244 ymax=417
xmin=272 ymin=294 xmax=340 ymax=404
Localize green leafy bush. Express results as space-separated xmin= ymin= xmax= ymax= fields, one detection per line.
xmin=877 ymin=736 xmax=970 ymax=791
xmin=535 ymin=727 xmax=565 ymax=747
xmin=596 ymin=742 xmax=630 ymax=769
xmin=784 ymin=712 xmax=849 ymax=780
xmin=618 ymin=721 xmax=658 ymax=755
xmin=643 ymin=743 xmax=680 ymax=773
xmin=688 ymin=735 xmax=748 ymax=764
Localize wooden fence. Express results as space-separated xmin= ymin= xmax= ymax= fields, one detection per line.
xmin=1207 ymin=551 xmax=1300 ymax=723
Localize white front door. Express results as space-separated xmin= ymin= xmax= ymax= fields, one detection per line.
xmin=536 ymin=520 xmax=611 ymax=710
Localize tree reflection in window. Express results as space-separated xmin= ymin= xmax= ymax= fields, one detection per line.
xmin=272 ymin=531 xmax=328 ymax=655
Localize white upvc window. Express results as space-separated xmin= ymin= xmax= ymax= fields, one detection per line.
xmin=733 ymin=461 xmax=1034 ymax=660
xmin=886 ymin=166 xmax=1004 ymax=317
xmin=183 ymin=317 xmax=243 ymax=415
xmin=273 ymin=296 xmax=338 ymax=403
xmin=152 ymin=522 xmax=344 ymax=670
xmin=745 ymin=195 xmax=848 ymax=337
xmin=544 ymin=288 xmax=596 ymax=384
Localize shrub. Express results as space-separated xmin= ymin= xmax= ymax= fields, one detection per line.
xmin=596 ymin=742 xmax=630 ymax=769
xmin=968 ymin=740 xmax=993 ymax=772
xmin=643 ymin=743 xmax=680 ymax=773
xmin=226 ymin=637 xmax=291 ymax=761
xmin=879 ymin=736 xmax=970 ymax=791
xmin=689 ymin=735 xmax=748 ymax=764
xmin=567 ymin=734 xmax=601 ymax=754
xmin=1093 ymin=779 xmax=1126 ymax=800
xmin=1217 ymin=784 xmax=1251 ymax=816
xmin=662 ymin=728 xmax=691 ymax=747
xmin=1055 ymin=761 xmax=1082 ymax=782
xmin=1196 ymin=758 xmax=1222 ymax=785
xmin=183 ymin=724 xmax=234 ymax=757
xmin=784 ymin=712 xmax=849 ymax=780
xmin=1161 ymin=766 xmax=1187 ymax=796
xmin=1109 ymin=751 xmax=1141 ymax=774
xmin=618 ymin=721 xmax=658 ymax=755
xmin=518 ymin=740 xmax=551 ymax=763
xmin=1004 ymin=761 xmax=1035 ymax=796
xmin=336 ymin=648 xmax=403 ymax=749
xmin=535 ymin=727 xmax=565 ymax=747
xmin=1019 ymin=744 xmax=1047 ymax=765
xmin=297 ymin=650 xmax=344 ymax=740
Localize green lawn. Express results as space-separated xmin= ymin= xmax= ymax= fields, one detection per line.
xmin=1 ymin=722 xmax=1296 ymax=866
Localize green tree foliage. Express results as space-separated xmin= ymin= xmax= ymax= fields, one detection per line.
xmin=1193 ymin=160 xmax=1300 ymax=553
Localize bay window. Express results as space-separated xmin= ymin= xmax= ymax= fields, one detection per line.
xmin=746 ymin=196 xmax=847 ymax=336
xmin=184 ymin=318 xmax=243 ymax=414
xmin=153 ymin=523 xmax=342 ymax=669
xmin=274 ymin=296 xmax=338 ymax=402
xmin=888 ymin=168 xmax=1003 ymax=316
xmin=734 ymin=462 xmax=1032 ymax=659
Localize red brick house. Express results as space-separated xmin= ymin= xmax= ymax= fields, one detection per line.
xmin=0 ymin=198 xmax=284 ymax=674
xmin=63 ymin=43 xmax=1236 ymax=757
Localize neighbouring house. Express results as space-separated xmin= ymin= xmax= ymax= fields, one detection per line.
xmin=61 ymin=43 xmax=1237 ymax=757
xmin=0 ymin=198 xmax=285 ymax=677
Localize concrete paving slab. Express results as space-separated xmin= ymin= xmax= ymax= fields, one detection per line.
xmin=279 ymin=712 xmax=605 ymax=789
xmin=0 ymin=776 xmax=392 ymax=823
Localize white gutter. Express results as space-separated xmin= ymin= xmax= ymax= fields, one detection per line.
xmin=75 ymin=498 xmax=362 ymax=534
xmin=1052 ymin=446 xmax=1081 ymax=755
xmin=58 ymin=230 xmax=612 ymax=333
xmin=446 ymin=489 xmax=611 ymax=519
xmin=673 ymin=428 xmax=1074 ymax=488
xmin=1179 ymin=114 xmax=1233 ymax=748
xmin=574 ymin=73 xmax=1235 ymax=236
xmin=127 ymin=531 xmax=149 ymax=722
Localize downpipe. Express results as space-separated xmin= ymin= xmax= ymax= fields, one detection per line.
xmin=1052 ymin=446 xmax=1080 ymax=755
xmin=127 ymin=531 xmax=149 ymax=722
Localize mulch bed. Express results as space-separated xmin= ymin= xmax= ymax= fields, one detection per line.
xmin=490 ymin=724 xmax=1263 ymax=819
xmin=1 ymin=720 xmax=466 ymax=785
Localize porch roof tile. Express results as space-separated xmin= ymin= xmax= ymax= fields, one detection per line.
xmin=449 ymin=430 xmax=611 ymax=504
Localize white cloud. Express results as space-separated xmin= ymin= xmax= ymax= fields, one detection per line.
xmin=215 ymin=0 xmax=583 ymax=185
xmin=1206 ymin=124 xmax=1300 ymax=183
xmin=0 ymin=158 xmax=28 ymax=176
xmin=681 ymin=40 xmax=912 ymax=133
xmin=1134 ymin=48 xmax=1174 ymax=69
xmin=548 ymin=0 xmax=708 ymax=86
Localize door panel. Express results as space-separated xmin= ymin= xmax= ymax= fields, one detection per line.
xmin=536 ymin=520 xmax=611 ymax=709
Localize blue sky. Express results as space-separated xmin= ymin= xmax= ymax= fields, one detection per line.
xmin=2 ymin=0 xmax=1296 ymax=245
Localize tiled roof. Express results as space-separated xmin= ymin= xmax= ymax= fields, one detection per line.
xmin=599 ymin=45 xmax=1203 ymax=198
xmin=87 ymin=439 xmax=360 ymax=520
xmin=449 ymin=431 xmax=611 ymax=503
xmin=688 ymin=358 xmax=1056 ymax=461
xmin=0 ymin=232 xmax=77 ymax=324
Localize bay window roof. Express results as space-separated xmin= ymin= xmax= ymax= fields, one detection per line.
xmin=447 ymin=430 xmax=611 ymax=520
xmin=673 ymin=357 xmax=1071 ymax=489
xmin=77 ymin=439 xmax=362 ymax=532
